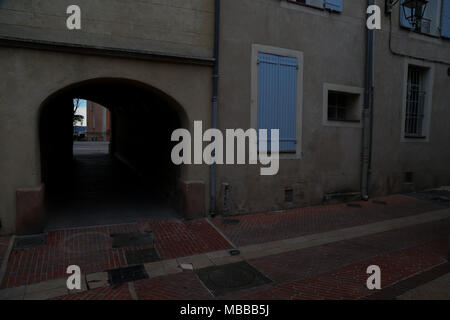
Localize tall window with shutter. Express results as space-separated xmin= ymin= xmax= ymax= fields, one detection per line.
xmin=400 ymin=0 xmax=450 ymax=38
xmin=257 ymin=53 xmax=298 ymax=153
xmin=442 ymin=0 xmax=450 ymax=38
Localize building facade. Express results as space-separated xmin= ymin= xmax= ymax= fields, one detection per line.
xmin=0 ymin=0 xmax=449 ymax=235
xmin=86 ymin=101 xmax=111 ymax=142
xmin=0 ymin=0 xmax=216 ymax=234
xmin=214 ymin=0 xmax=450 ymax=215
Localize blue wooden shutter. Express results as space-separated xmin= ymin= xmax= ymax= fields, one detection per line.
xmin=441 ymin=0 xmax=450 ymax=38
xmin=400 ymin=0 xmax=414 ymax=29
xmin=257 ymin=53 xmax=298 ymax=152
xmin=422 ymin=0 xmax=439 ymax=35
xmin=324 ymin=0 xmax=343 ymax=12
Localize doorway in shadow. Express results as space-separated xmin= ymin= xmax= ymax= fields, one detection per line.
xmin=39 ymin=78 xmax=186 ymax=229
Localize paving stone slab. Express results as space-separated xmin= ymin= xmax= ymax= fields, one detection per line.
xmin=25 ymin=278 xmax=67 ymax=294
xmin=24 ymin=287 xmax=68 ymax=300
xmin=107 ymin=265 xmax=148 ymax=285
xmin=125 ymin=248 xmax=161 ymax=265
xmin=0 ymin=286 xmax=26 ymax=300
xmin=110 ymin=231 xmax=155 ymax=248
xmin=13 ymin=234 xmax=46 ymax=250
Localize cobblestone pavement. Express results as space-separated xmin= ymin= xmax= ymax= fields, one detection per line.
xmin=0 ymin=195 xmax=448 ymax=300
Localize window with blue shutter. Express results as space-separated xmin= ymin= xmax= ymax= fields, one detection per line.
xmin=421 ymin=0 xmax=440 ymax=35
xmin=442 ymin=0 xmax=450 ymax=38
xmin=400 ymin=0 xmax=414 ymax=29
xmin=324 ymin=0 xmax=343 ymax=12
xmin=257 ymin=53 xmax=298 ymax=153
xmin=400 ymin=0 xmax=442 ymax=35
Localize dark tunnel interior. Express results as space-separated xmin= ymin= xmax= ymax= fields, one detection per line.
xmin=39 ymin=79 xmax=185 ymax=229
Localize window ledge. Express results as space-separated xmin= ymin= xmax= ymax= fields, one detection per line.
xmin=404 ymin=135 xmax=427 ymax=139
xmin=328 ymin=119 xmax=361 ymax=123
xmin=286 ymin=0 xmax=325 ymax=11
xmin=401 ymin=26 xmax=444 ymax=42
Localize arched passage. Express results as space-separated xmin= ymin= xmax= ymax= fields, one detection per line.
xmin=39 ymin=78 xmax=188 ymax=229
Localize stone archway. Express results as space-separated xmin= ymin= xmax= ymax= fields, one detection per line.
xmin=32 ymin=78 xmax=199 ymax=231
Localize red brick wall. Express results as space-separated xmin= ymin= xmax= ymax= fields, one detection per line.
xmin=86 ymin=101 xmax=110 ymax=141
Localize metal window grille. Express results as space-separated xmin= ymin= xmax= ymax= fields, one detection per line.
xmin=405 ymin=67 xmax=426 ymax=137
xmin=328 ymin=92 xmax=347 ymax=121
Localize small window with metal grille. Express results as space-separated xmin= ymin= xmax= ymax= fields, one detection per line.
xmin=327 ymin=91 xmax=361 ymax=122
xmin=404 ymin=66 xmax=427 ymax=139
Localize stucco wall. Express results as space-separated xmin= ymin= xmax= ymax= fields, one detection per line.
xmin=0 ymin=0 xmax=214 ymax=57
xmin=216 ymin=0 xmax=368 ymax=214
xmin=370 ymin=4 xmax=450 ymax=195
xmin=1 ymin=0 xmax=449 ymax=233
xmin=215 ymin=0 xmax=450 ymax=215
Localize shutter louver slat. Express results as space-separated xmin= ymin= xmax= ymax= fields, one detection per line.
xmin=324 ymin=0 xmax=343 ymax=12
xmin=441 ymin=0 xmax=450 ymax=38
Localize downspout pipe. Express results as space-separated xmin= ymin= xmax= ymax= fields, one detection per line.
xmin=210 ymin=0 xmax=220 ymax=216
xmin=362 ymin=0 xmax=375 ymax=200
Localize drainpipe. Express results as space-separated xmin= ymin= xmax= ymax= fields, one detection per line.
xmin=361 ymin=0 xmax=375 ymax=200
xmin=210 ymin=0 xmax=220 ymax=216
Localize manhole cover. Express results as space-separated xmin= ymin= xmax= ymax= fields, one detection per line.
xmin=222 ymin=219 xmax=240 ymax=225
xmin=111 ymin=230 xmax=155 ymax=248
xmin=13 ymin=234 xmax=46 ymax=250
xmin=107 ymin=265 xmax=148 ymax=285
xmin=209 ymin=265 xmax=255 ymax=288
xmin=196 ymin=261 xmax=272 ymax=297
xmin=405 ymin=190 xmax=450 ymax=204
xmin=125 ymin=248 xmax=161 ymax=265
xmin=347 ymin=203 xmax=362 ymax=208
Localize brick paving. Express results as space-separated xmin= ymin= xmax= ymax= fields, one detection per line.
xmin=0 ymin=194 xmax=448 ymax=299
xmin=246 ymin=218 xmax=450 ymax=286
xmin=0 ymin=236 xmax=10 ymax=270
xmin=0 ymin=219 xmax=231 ymax=288
xmin=0 ymin=236 xmax=9 ymax=256
xmin=364 ymin=263 xmax=450 ymax=300
xmin=242 ymin=238 xmax=448 ymax=300
xmin=54 ymin=283 xmax=132 ymax=300
xmin=212 ymin=195 xmax=446 ymax=246
xmin=50 ymin=235 xmax=449 ymax=300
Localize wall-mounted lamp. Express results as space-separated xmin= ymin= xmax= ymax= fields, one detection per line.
xmin=385 ymin=0 xmax=429 ymax=31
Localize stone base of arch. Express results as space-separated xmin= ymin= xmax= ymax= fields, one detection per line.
xmin=178 ymin=180 xmax=206 ymax=220
xmin=16 ymin=184 xmax=45 ymax=235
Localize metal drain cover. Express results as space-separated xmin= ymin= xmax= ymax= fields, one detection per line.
xmin=13 ymin=234 xmax=46 ymax=250
xmin=125 ymin=248 xmax=161 ymax=265
xmin=111 ymin=231 xmax=155 ymax=248
xmin=196 ymin=261 xmax=272 ymax=297
xmin=222 ymin=219 xmax=240 ymax=225
xmin=406 ymin=190 xmax=450 ymax=204
xmin=108 ymin=265 xmax=148 ymax=285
